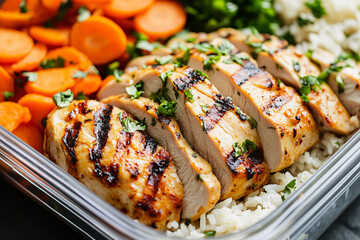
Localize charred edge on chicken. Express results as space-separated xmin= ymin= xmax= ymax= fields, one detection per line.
xmin=62 ymin=121 xmax=82 ymax=167
xmin=68 ymin=101 xmax=90 ymax=120
xmin=231 ymin=61 xmax=261 ymax=86
xmin=200 ymin=94 xmax=235 ymax=133
xmin=173 ymin=68 xmax=207 ymax=91
xmin=226 ymin=148 xmax=264 ymax=179
xmin=261 ymin=94 xmax=292 ymax=116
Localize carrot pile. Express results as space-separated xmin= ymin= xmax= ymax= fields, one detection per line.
xmin=0 ymin=0 xmax=187 ymax=153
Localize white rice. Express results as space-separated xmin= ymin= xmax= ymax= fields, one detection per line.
xmin=166 ymin=133 xmax=346 ymax=238
xmin=274 ymin=0 xmax=360 ymax=55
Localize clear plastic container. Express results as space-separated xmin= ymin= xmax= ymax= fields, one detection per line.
xmin=1 ymin=125 xmax=360 ymax=240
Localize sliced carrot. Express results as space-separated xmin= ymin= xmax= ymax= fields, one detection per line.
xmin=41 ymin=0 xmax=62 ymax=11
xmin=1 ymin=0 xmax=40 ymax=11
xmin=134 ymin=1 xmax=186 ymax=40
xmin=0 ymin=10 xmax=34 ymax=28
xmin=0 ymin=28 xmax=33 ymax=63
xmin=104 ymin=0 xmax=153 ymax=18
xmin=0 ymin=102 xmax=31 ymax=132
xmin=24 ymin=67 xmax=76 ymax=97
xmin=18 ymin=93 xmax=56 ymax=130
xmin=11 ymin=43 xmax=47 ymax=72
xmin=29 ymin=26 xmax=70 ymax=47
xmin=44 ymin=46 xmax=93 ymax=71
xmin=0 ymin=66 xmax=15 ymax=102
xmin=71 ymin=74 xmax=102 ymax=95
xmin=70 ymin=16 xmax=127 ymax=64
xmin=73 ymin=0 xmax=110 ymax=3
xmin=12 ymin=123 xmax=44 ymax=153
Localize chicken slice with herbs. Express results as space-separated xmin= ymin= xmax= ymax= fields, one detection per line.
xmin=98 ymin=65 xmax=270 ymax=200
xmin=213 ymin=28 xmax=357 ymax=135
xmin=44 ymin=100 xmax=183 ymax=229
xmin=102 ymin=95 xmax=221 ymax=220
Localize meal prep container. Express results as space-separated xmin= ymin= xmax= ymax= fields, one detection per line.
xmin=1 ymin=125 xmax=360 ymax=240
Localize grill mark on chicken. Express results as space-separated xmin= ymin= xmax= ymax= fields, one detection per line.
xmin=144 ymin=135 xmax=159 ymax=154
xmin=173 ymin=68 xmax=207 ymax=91
xmin=225 ymin=149 xmax=264 ymax=179
xmin=199 ymin=94 xmax=234 ymax=133
xmin=261 ymin=94 xmax=292 ymax=115
xmin=68 ymin=101 xmax=89 ymax=120
xmin=93 ymin=162 xmax=120 ymax=186
xmin=231 ymin=61 xmax=262 ymax=86
xmin=62 ymin=121 xmax=82 ymax=166
xmin=89 ymin=104 xmax=113 ymax=162
xmin=157 ymin=114 xmax=171 ymax=125
xmin=137 ymin=150 xmax=171 ymax=217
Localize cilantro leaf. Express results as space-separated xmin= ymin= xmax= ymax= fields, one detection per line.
xmin=126 ymin=81 xmax=144 ymax=100
xmin=158 ymin=100 xmax=177 ymax=117
xmin=120 ymin=117 xmax=146 ymax=133
xmin=76 ymin=91 xmax=86 ymax=100
xmin=305 ymin=0 xmax=326 ymax=18
xmin=282 ymin=179 xmax=297 ymax=196
xmin=204 ymin=230 xmax=216 ymax=237
xmin=335 ymin=75 xmax=344 ymax=94
xmin=233 ymin=139 xmax=257 ymax=157
xmin=201 ymin=104 xmax=210 ymax=113
xmin=105 ymin=61 xmax=123 ymax=82
xmin=55 ymin=0 xmax=73 ymax=21
xmin=77 ymin=6 xmax=91 ymax=22
xmin=23 ymin=72 xmax=37 ymax=82
xmin=19 ymin=0 xmax=28 ymax=13
xmin=155 ymin=56 xmax=173 ymax=65
xmin=203 ymin=54 xmax=221 ymax=71
xmin=72 ymin=70 xmax=88 ymax=79
xmin=184 ymin=89 xmax=194 ymax=103
xmin=53 ymin=89 xmax=74 ymax=108
xmin=3 ymin=91 xmax=14 ymax=101
xmin=40 ymin=57 xmax=65 ymax=69
xmin=293 ymin=62 xmax=301 ymax=72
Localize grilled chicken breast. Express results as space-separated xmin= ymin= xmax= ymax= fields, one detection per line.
xmin=213 ymin=28 xmax=356 ymax=135
xmin=98 ymin=65 xmax=270 ymax=200
xmin=44 ymin=100 xmax=183 ymax=229
xmin=102 ymin=95 xmax=221 ymax=220
xmin=309 ymin=49 xmax=360 ymax=120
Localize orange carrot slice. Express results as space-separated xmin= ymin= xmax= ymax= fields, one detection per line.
xmin=0 ymin=28 xmax=33 ymax=63
xmin=0 ymin=66 xmax=15 ymax=102
xmin=24 ymin=67 xmax=76 ymax=97
xmin=1 ymin=0 xmax=39 ymax=11
xmin=0 ymin=102 xmax=31 ymax=132
xmin=70 ymin=16 xmax=127 ymax=64
xmin=0 ymin=10 xmax=34 ymax=28
xmin=44 ymin=46 xmax=93 ymax=70
xmin=12 ymin=123 xmax=44 ymax=153
xmin=11 ymin=43 xmax=47 ymax=72
xmin=41 ymin=0 xmax=62 ymax=11
xmin=29 ymin=26 xmax=70 ymax=47
xmin=104 ymin=0 xmax=153 ymax=18
xmin=18 ymin=93 xmax=56 ymax=130
xmin=71 ymin=74 xmax=102 ymax=95
xmin=134 ymin=1 xmax=186 ymax=40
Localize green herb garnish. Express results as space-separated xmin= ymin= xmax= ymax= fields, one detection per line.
xmin=55 ymin=0 xmax=73 ymax=21
xmin=23 ymin=72 xmax=37 ymax=82
xmin=72 ymin=70 xmax=88 ymax=79
xmin=77 ymin=6 xmax=91 ymax=22
xmin=53 ymin=89 xmax=74 ymax=108
xmin=151 ymin=117 xmax=156 ymax=126
xmin=233 ymin=139 xmax=257 ymax=157
xmin=126 ymin=81 xmax=144 ymax=100
xmin=155 ymin=56 xmax=173 ymax=65
xmin=3 ymin=91 xmax=14 ymax=101
xmin=197 ymin=174 xmax=204 ymax=181
xmin=293 ymin=62 xmax=301 ymax=72
xmin=40 ymin=57 xmax=66 ymax=69
xmin=335 ymin=75 xmax=345 ymax=94
xmin=299 ymin=75 xmax=322 ymax=102
xmin=201 ymin=104 xmax=210 ymax=113
xmin=120 ymin=116 xmax=146 ymax=133
xmin=76 ymin=91 xmax=86 ymax=100
xmin=305 ymin=0 xmax=326 ymax=18
xmin=184 ymin=89 xmax=194 ymax=103
xmin=158 ymin=100 xmax=177 ymax=117
xmin=204 ymin=230 xmax=216 ymax=237
xmin=19 ymin=0 xmax=28 ymax=13
xmin=248 ymin=118 xmax=258 ymax=129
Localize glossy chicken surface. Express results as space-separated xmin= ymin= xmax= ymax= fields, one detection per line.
xmin=44 ymin=100 xmax=183 ymax=229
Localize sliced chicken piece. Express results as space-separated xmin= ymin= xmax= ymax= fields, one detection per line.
xmin=186 ymin=50 xmax=319 ymax=172
xmin=99 ymin=65 xmax=270 ymax=200
xmin=309 ymin=49 xmax=360 ymax=120
xmin=213 ymin=29 xmax=356 ymax=135
xmin=44 ymin=100 xmax=183 ymax=229
xmin=102 ymin=95 xmax=221 ymax=220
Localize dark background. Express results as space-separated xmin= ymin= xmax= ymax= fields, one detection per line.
xmin=1 ymin=176 xmax=359 ymax=240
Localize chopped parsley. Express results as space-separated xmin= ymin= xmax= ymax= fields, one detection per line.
xmin=120 ymin=116 xmax=147 ymax=133
xmin=105 ymin=61 xmax=123 ymax=82
xmin=184 ymin=89 xmax=194 ymax=103
xmin=203 ymin=54 xmax=221 ymax=71
xmin=247 ymin=42 xmax=264 ymax=58
xmin=151 ymin=117 xmax=156 ymax=126
xmin=76 ymin=91 xmax=86 ymax=100
xmin=197 ymin=174 xmax=204 ymax=181
xmin=19 ymin=0 xmax=28 ymax=13
xmin=203 ymin=230 xmax=216 ymax=237
xmin=231 ymin=54 xmax=249 ymax=66
xmin=53 ymin=89 xmax=74 ymax=108
xmin=192 ymin=153 xmax=197 ymax=158
xmin=3 ymin=91 xmax=14 ymax=101
xmin=305 ymin=0 xmax=326 ymax=18
xmin=218 ymin=39 xmax=234 ymax=55
xmin=281 ymin=179 xmax=297 ymax=201
xmin=158 ymin=100 xmax=177 ymax=117
xmin=155 ymin=56 xmax=173 ymax=65
xmin=248 ymin=118 xmax=258 ymax=129
xmin=40 ymin=57 xmax=66 ymax=69
xmin=77 ymin=6 xmax=91 ymax=22
xmin=126 ymin=32 xmax=164 ymax=59
xmin=299 ymin=75 xmax=322 ymax=102
xmin=176 ymin=48 xmax=191 ymax=66
xmin=335 ymin=75 xmax=345 ymax=94
xmin=159 ymin=70 xmax=174 ymax=87
xmin=125 ymin=81 xmax=144 ymax=100
xmin=233 ymin=139 xmax=257 ymax=157
xmin=201 ymin=104 xmax=210 ymax=113
xmin=276 ymin=78 xmax=282 ymax=87
xmin=296 ymin=15 xmax=314 ymax=26
xmin=55 ymin=0 xmax=73 ymax=21
xmin=23 ymin=72 xmax=37 ymax=82
xmin=72 ymin=70 xmax=88 ymax=79
xmin=293 ymin=62 xmax=301 ymax=72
